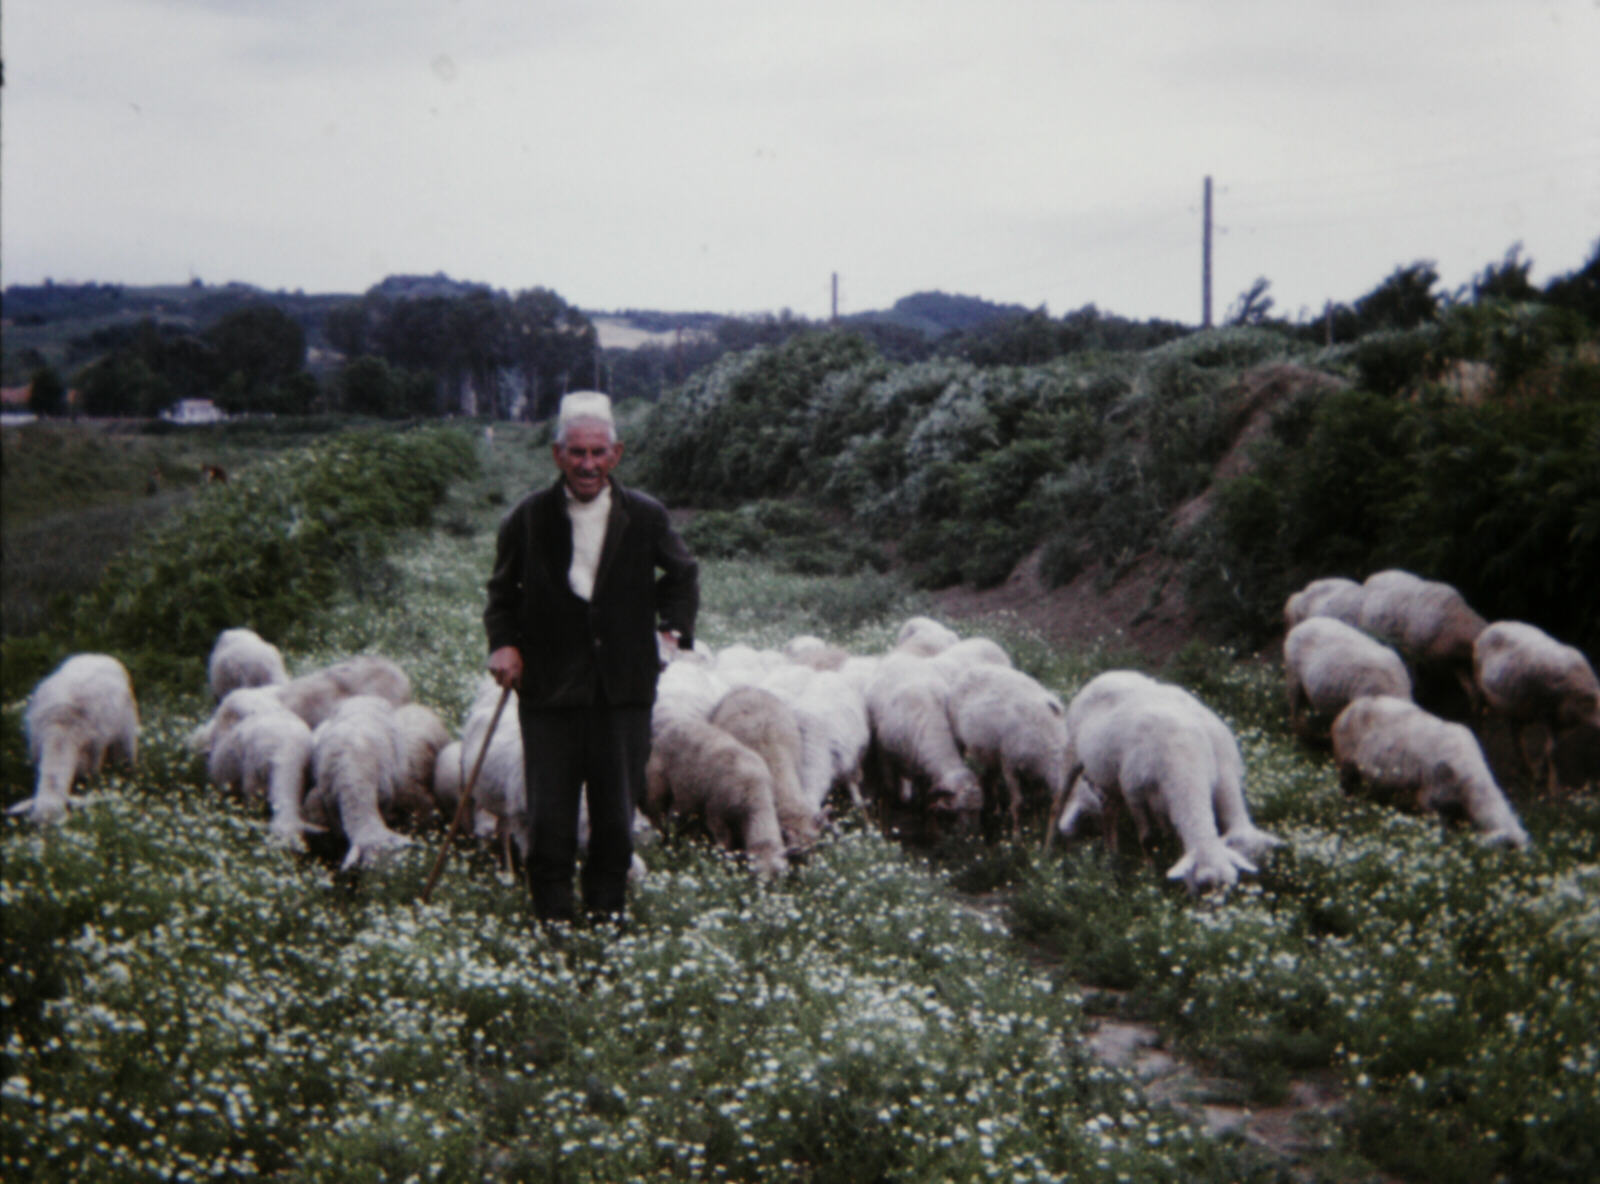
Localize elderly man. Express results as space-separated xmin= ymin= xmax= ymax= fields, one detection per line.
xmin=484 ymin=392 xmax=699 ymax=924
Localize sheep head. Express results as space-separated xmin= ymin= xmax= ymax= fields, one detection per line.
xmin=1166 ymin=841 xmax=1257 ymax=896
xmin=929 ymin=766 xmax=984 ymax=819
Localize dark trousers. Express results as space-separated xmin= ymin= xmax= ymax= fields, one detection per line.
xmin=519 ymin=702 xmax=651 ymax=923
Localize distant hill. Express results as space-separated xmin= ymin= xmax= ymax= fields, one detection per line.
xmin=844 ymin=290 xmax=1034 ymax=339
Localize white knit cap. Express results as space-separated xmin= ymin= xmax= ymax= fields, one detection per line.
xmin=556 ymin=390 xmax=615 ymax=439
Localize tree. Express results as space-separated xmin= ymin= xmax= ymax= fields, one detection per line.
xmin=27 ymin=366 xmax=66 ymax=417
xmin=1226 ymin=277 xmax=1275 ymax=326
xmin=206 ymin=305 xmax=306 ymax=392
xmin=339 ymin=356 xmax=405 ymax=417
xmin=1353 ymin=261 xmax=1440 ymax=333
xmin=77 ymin=355 xmax=172 ymax=417
xmin=1472 ymin=244 xmax=1537 ymax=304
xmin=1543 ymin=239 xmax=1600 ymax=326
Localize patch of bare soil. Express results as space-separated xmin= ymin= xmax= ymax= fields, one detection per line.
xmin=1085 ymin=1015 xmax=1374 ymax=1178
xmin=930 ymin=545 xmax=1199 ymax=665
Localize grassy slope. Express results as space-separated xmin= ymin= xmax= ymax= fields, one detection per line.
xmin=2 ymin=430 xmax=1596 ymax=1182
xmin=0 ymin=422 xmax=323 ymax=639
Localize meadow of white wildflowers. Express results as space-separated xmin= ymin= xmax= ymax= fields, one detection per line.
xmin=3 ymin=427 xmax=1595 ymax=1182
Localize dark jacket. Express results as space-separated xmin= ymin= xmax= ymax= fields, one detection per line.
xmin=484 ymin=477 xmax=699 ymax=709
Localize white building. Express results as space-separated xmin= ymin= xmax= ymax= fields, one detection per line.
xmin=162 ymin=398 xmax=227 ymax=425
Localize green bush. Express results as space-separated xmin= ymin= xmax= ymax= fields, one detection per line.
xmin=682 ymin=500 xmax=887 ymax=578
xmin=60 ymin=426 xmax=477 ymax=695
xmin=1189 ymin=374 xmax=1600 ymax=654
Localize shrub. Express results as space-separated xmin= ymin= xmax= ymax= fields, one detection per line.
xmin=681 ymin=500 xmax=887 ymax=578
xmin=63 ymin=426 xmax=477 ymax=694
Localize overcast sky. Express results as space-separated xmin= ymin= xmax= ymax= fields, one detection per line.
xmin=3 ymin=1 xmax=1596 ymax=323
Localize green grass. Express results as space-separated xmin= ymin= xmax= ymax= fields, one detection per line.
xmin=3 ymin=439 xmax=1596 ymax=1182
xmin=1 ymin=420 xmax=341 ymax=641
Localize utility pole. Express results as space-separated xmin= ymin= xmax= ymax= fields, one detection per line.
xmin=1202 ymin=175 xmax=1213 ymax=329
xmin=831 ymin=272 xmax=839 ymax=324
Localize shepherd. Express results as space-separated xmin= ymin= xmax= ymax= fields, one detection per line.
xmin=483 ymin=391 xmax=698 ymax=926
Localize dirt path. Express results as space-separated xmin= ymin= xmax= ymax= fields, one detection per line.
xmin=952 ymin=891 xmax=1391 ymax=1182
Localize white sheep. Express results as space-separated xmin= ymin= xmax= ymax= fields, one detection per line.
xmin=433 ymin=739 xmax=464 ymax=815
xmin=643 ymin=718 xmax=788 ymax=880
xmin=206 ymin=627 xmax=289 ymax=701
xmin=782 ymin=634 xmax=851 ymax=671
xmin=1049 ymin=671 xmax=1280 ymax=893
xmin=864 ymin=652 xmax=984 ymax=825
xmin=709 ymin=685 xmax=818 ymax=852
xmin=1473 ymin=620 xmax=1600 ymax=793
xmin=1283 ymin=616 xmax=1412 ymax=740
xmin=1330 ymin=694 xmax=1530 ymax=848
xmin=206 ymin=699 xmax=316 ymax=850
xmin=457 ymin=679 xmax=528 ymax=861
xmin=277 ymin=654 xmax=412 ymax=729
xmin=893 ymin=616 xmax=962 ymax=657
xmin=303 ymin=695 xmax=415 ymax=871
xmin=927 ymin=636 xmax=1013 ymax=684
xmin=1358 ymin=570 xmax=1487 ymax=709
xmin=189 ymin=684 xmax=288 ymax=756
xmin=947 ymin=664 xmax=1067 ymax=836
xmin=837 ymin=654 xmax=883 ymax=698
xmin=712 ymin=643 xmax=787 ymax=689
xmin=653 ymin=655 xmax=732 ymax=737
xmin=390 ymin=702 xmax=451 ymax=825
xmin=1282 ymin=577 xmax=1365 ymax=631
xmin=11 ymin=653 xmax=140 ymax=826
xmin=760 ymin=664 xmax=872 ymax=816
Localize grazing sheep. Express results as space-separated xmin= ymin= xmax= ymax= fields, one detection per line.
xmin=433 ymin=739 xmax=464 ymax=815
xmin=1283 ymin=577 xmax=1365 ymax=631
xmin=865 ymin=653 xmax=984 ymax=825
xmin=457 ymin=679 xmax=528 ymax=860
xmin=1331 ymin=695 xmax=1530 ymax=848
xmin=783 ymin=634 xmax=851 ymax=671
xmin=390 ymin=703 xmax=451 ymax=825
xmin=643 ymin=718 xmax=788 ymax=880
xmin=893 ymin=616 xmax=961 ymax=657
xmin=947 ymin=664 xmax=1067 ymax=836
xmin=1049 ymin=671 xmax=1279 ymax=893
xmin=761 ymin=664 xmax=872 ymax=816
xmin=1358 ymin=570 xmax=1487 ymax=711
xmin=837 ymin=654 xmax=882 ymax=698
xmin=190 ymin=684 xmax=291 ymax=756
xmin=1473 ymin=621 xmax=1600 ymax=792
xmin=653 ymin=655 xmax=732 ymax=736
xmin=207 ymin=627 xmax=289 ymax=701
xmin=11 ymin=654 xmax=140 ymax=826
xmin=278 ymin=655 xmax=412 ymax=729
xmin=1284 ymin=617 xmax=1413 ymax=740
xmin=710 ymin=686 xmax=818 ymax=851
xmin=207 ymin=701 xmax=316 ymax=850
xmin=303 ymin=695 xmax=415 ymax=871
xmin=713 ymin=643 xmax=787 ymax=688
xmin=928 ymin=636 xmax=1013 ymax=684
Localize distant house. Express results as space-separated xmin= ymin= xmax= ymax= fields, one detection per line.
xmin=0 ymin=385 xmax=32 ymax=408
xmin=162 ymin=398 xmax=227 ymax=425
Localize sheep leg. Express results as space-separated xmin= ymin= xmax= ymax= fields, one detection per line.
xmin=1043 ymin=770 xmax=1074 ymax=852
xmin=1002 ymin=761 xmax=1025 ymax=840
xmin=845 ymin=771 xmax=867 ymax=815
xmin=1286 ymin=680 xmax=1309 ymax=739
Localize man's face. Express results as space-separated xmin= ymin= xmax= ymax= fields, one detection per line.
xmin=553 ymin=419 xmax=622 ymax=502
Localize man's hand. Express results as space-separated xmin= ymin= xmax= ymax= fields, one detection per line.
xmin=488 ymin=646 xmax=523 ymax=689
xmin=657 ymin=629 xmax=681 ymax=666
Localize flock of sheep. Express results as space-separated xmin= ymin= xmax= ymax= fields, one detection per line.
xmin=1283 ymin=569 xmax=1599 ymax=850
xmin=10 ymin=567 xmax=1598 ymax=898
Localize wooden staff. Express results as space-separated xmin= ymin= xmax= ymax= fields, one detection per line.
xmin=420 ymin=683 xmax=512 ymax=905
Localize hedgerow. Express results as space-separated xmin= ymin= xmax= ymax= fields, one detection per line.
xmin=2 ymin=426 xmax=477 ymax=700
